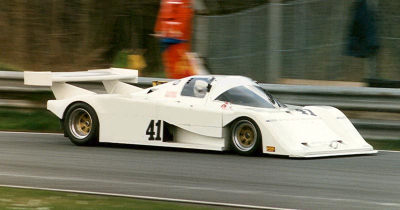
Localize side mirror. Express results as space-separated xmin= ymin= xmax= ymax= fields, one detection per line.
xmin=193 ymin=80 xmax=208 ymax=98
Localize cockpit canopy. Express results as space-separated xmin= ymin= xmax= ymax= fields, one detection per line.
xmin=179 ymin=76 xmax=284 ymax=109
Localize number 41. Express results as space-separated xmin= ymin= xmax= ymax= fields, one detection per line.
xmin=146 ymin=120 xmax=162 ymax=141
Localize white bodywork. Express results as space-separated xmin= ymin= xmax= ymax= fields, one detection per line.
xmin=24 ymin=68 xmax=377 ymax=158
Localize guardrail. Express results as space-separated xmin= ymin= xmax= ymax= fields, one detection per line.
xmin=1 ymin=71 xmax=399 ymax=140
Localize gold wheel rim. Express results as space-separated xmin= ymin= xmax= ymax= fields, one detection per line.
xmin=69 ymin=108 xmax=92 ymax=139
xmin=238 ymin=126 xmax=255 ymax=147
xmin=232 ymin=120 xmax=257 ymax=152
xmin=78 ymin=112 xmax=92 ymax=135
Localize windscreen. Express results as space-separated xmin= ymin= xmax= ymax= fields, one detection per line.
xmin=215 ymin=86 xmax=275 ymax=108
xmin=253 ymin=85 xmax=286 ymax=108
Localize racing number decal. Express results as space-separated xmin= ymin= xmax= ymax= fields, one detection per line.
xmin=146 ymin=120 xmax=162 ymax=141
xmin=295 ymin=109 xmax=317 ymax=116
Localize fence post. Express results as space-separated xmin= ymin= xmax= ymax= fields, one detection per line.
xmin=268 ymin=0 xmax=282 ymax=83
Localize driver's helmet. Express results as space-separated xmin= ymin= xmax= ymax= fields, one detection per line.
xmin=193 ymin=80 xmax=208 ymax=98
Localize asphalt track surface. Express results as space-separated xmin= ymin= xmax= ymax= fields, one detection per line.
xmin=0 ymin=132 xmax=399 ymax=210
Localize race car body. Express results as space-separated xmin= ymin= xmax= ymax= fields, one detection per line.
xmin=24 ymin=68 xmax=377 ymax=158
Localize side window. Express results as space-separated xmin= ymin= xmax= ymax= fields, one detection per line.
xmin=181 ymin=78 xmax=209 ymax=98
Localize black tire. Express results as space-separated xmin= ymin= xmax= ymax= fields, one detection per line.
xmin=230 ymin=118 xmax=261 ymax=155
xmin=64 ymin=102 xmax=99 ymax=146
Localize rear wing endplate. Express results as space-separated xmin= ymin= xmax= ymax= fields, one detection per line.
xmin=24 ymin=68 xmax=138 ymax=86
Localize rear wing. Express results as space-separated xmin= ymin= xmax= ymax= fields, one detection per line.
xmin=24 ymin=68 xmax=140 ymax=100
xmin=24 ymin=68 xmax=138 ymax=86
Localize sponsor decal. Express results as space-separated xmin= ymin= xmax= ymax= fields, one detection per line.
xmin=267 ymin=146 xmax=276 ymax=152
xmin=220 ymin=101 xmax=231 ymax=110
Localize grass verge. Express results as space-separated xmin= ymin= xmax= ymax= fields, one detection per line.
xmin=0 ymin=186 xmax=219 ymax=210
xmin=0 ymin=63 xmax=23 ymax=71
xmin=365 ymin=140 xmax=400 ymax=151
xmin=0 ymin=107 xmax=61 ymax=133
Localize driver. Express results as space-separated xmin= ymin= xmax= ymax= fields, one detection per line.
xmin=193 ymin=80 xmax=208 ymax=98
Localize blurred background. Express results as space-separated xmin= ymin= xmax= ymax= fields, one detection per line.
xmin=0 ymin=0 xmax=399 ymax=145
xmin=0 ymin=0 xmax=398 ymax=84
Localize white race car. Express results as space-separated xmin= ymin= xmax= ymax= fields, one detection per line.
xmin=24 ymin=68 xmax=377 ymax=158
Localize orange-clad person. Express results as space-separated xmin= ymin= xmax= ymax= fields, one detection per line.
xmin=154 ymin=0 xmax=195 ymax=79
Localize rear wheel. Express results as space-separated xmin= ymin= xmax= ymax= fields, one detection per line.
xmin=231 ymin=118 xmax=261 ymax=155
xmin=64 ymin=103 xmax=99 ymax=146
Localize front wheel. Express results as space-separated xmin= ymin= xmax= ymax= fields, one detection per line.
xmin=231 ymin=118 xmax=261 ymax=155
xmin=64 ymin=103 xmax=99 ymax=146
